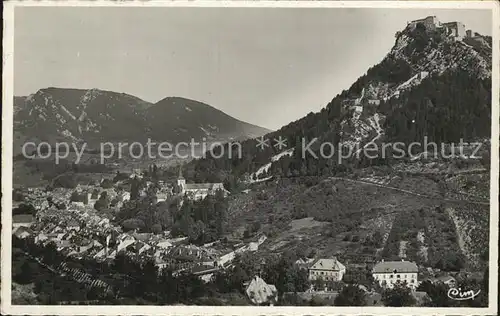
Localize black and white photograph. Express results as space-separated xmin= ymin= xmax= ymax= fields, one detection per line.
xmin=1 ymin=1 xmax=498 ymax=315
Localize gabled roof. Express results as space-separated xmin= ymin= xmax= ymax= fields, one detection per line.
xmin=246 ymin=276 xmax=278 ymax=304
xmin=191 ymin=264 xmax=218 ymax=275
xmin=184 ymin=183 xmax=223 ymax=191
xmin=373 ymin=261 xmax=418 ymax=273
xmin=132 ymin=232 xmax=151 ymax=241
xmin=13 ymin=226 xmax=33 ymax=237
xmin=13 ymin=214 xmax=35 ymax=224
xmin=66 ymin=219 xmax=80 ymax=227
xmin=310 ymin=258 xmax=346 ymax=271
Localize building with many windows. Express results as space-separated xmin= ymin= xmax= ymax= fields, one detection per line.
xmin=308 ymin=257 xmax=346 ymax=282
xmin=177 ymin=168 xmax=228 ymax=201
xmin=372 ymin=260 xmax=419 ymax=289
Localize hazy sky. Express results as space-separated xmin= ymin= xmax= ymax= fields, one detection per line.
xmin=14 ymin=7 xmax=492 ymax=130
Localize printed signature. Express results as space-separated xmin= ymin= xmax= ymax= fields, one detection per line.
xmin=447 ymin=287 xmax=481 ymax=300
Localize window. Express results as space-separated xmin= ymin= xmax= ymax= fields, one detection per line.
xmin=390 ymin=275 xmax=393 ymax=278
xmin=397 ymin=275 xmax=401 ymax=278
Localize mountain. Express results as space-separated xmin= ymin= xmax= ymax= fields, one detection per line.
xmin=193 ymin=17 xmax=492 ymax=272
xmin=147 ymin=97 xmax=273 ymax=142
xmin=183 ymin=17 xmax=492 ymax=182
xmin=13 ymin=88 xmax=271 ymax=148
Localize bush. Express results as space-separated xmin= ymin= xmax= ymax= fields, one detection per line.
xmin=101 ymin=179 xmax=113 ymax=189
xmin=381 ymin=283 xmax=416 ymax=307
xmin=13 ymin=189 xmax=25 ymax=202
xmin=53 ymin=173 xmax=78 ymax=189
xmin=13 ymin=203 xmax=36 ymax=215
xmin=334 ymin=285 xmax=366 ymax=306
xmin=256 ymin=191 xmax=269 ymax=200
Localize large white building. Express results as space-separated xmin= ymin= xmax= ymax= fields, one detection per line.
xmin=372 ymin=260 xmax=419 ymax=289
xmin=308 ymin=257 xmax=346 ymax=282
xmin=177 ymin=169 xmax=228 ymax=201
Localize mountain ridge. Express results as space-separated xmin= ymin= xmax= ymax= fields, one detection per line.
xmin=13 ymin=88 xmax=272 ymax=148
xmin=182 ymin=16 xmax=492 ymax=182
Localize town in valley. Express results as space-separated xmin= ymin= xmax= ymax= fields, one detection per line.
xmin=8 ymin=11 xmax=494 ymax=308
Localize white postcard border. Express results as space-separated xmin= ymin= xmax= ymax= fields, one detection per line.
xmin=2 ymin=1 xmax=499 ymax=315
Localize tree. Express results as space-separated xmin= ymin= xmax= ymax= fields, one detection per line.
xmin=372 ymin=231 xmax=384 ymax=247
xmin=13 ymin=203 xmax=36 ymax=215
xmin=91 ymin=189 xmax=100 ymax=200
xmin=94 ymin=191 xmax=110 ymax=211
xmin=113 ymin=171 xmax=129 ymax=183
xmin=261 ymin=253 xmax=310 ymax=294
xmin=381 ymin=283 xmax=416 ymax=307
xmin=12 ymin=189 xmax=25 ymax=202
xmin=342 ymin=267 xmax=374 ymax=287
xmin=151 ymin=223 xmax=162 ymax=234
xmin=334 ymin=285 xmax=366 ymax=306
xmin=14 ymin=261 xmax=35 ymax=284
xmin=101 ymin=178 xmax=113 ymax=189
xmin=417 ymin=280 xmax=454 ymax=307
xmin=152 ymin=164 xmax=159 ymax=180
xmin=130 ymin=177 xmax=141 ymax=200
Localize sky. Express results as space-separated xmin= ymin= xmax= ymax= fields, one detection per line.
xmin=14 ymin=7 xmax=492 ymax=130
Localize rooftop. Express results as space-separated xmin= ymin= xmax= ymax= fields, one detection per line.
xmin=310 ymin=257 xmax=346 ymax=271
xmin=13 ymin=214 xmax=35 ymax=223
xmin=373 ymin=260 xmax=418 ymax=273
xmin=184 ymin=183 xmax=223 ymax=190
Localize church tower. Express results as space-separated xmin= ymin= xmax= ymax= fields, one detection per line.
xmin=177 ymin=165 xmax=186 ymax=194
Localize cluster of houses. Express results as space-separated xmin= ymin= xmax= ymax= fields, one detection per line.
xmin=13 ymin=195 xmax=269 ymax=282
xmin=126 ymin=167 xmax=229 ymax=202
xmin=14 ymin=198 xmax=457 ymax=306
xmin=12 ymin=169 xmax=459 ymax=306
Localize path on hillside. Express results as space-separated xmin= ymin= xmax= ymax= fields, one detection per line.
xmin=353 ymin=113 xmax=384 ymax=156
xmin=403 ymin=168 xmax=488 ymax=176
xmin=329 ymin=177 xmax=490 ymax=206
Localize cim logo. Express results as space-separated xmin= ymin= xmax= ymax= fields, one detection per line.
xmin=447 ymin=287 xmax=481 ymax=300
